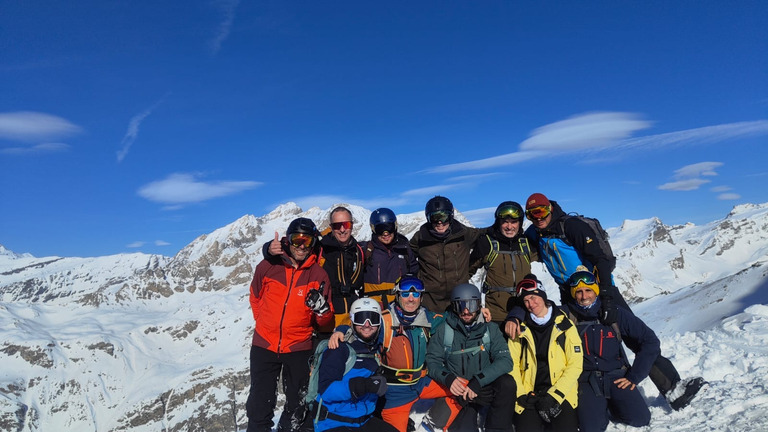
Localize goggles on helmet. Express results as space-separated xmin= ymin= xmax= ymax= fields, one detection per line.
xmin=396 ymin=276 xmax=424 ymax=292
xmin=568 ymin=271 xmax=597 ymax=287
xmin=452 ymin=299 xmax=481 ymax=314
xmin=496 ymin=204 xmax=522 ymax=220
xmin=428 ymin=210 xmax=451 ymax=225
xmin=351 ymin=310 xmax=381 ymax=327
xmin=525 ymin=205 xmax=551 ymax=220
xmin=289 ymin=233 xmax=314 ymax=248
xmin=373 ymin=222 xmax=397 ymax=236
xmin=516 ymin=278 xmax=540 ymax=296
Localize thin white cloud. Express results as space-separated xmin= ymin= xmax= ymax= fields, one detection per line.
xmin=401 ymin=184 xmax=463 ymax=197
xmin=209 ymin=0 xmax=240 ymax=54
xmin=138 ymin=173 xmax=262 ymax=205
xmin=154 ymin=240 xmax=171 ymax=246
xmin=0 ymin=143 xmax=70 ymax=155
xmin=127 ymin=241 xmax=144 ymax=248
xmin=717 ymin=193 xmax=741 ymax=200
xmin=658 ymin=179 xmax=711 ymax=191
xmin=519 ymin=112 xmax=652 ymax=152
xmin=116 ymin=96 xmax=169 ymax=162
xmin=425 ymin=114 xmax=768 ymax=174
xmin=672 ymin=162 xmax=723 ymax=179
xmin=446 ymin=173 xmax=502 ymax=182
xmin=710 ymin=186 xmax=732 ymax=192
xmin=0 ymin=111 xmax=81 ymax=142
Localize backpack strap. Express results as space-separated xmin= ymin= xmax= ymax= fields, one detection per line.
xmin=443 ymin=325 xmax=491 ymax=357
xmin=484 ymin=235 xmax=500 ymax=269
xmin=381 ymin=310 xmax=394 ymax=352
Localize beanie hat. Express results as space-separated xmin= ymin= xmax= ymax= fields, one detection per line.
xmin=526 ymin=193 xmax=551 ymax=210
xmin=516 ymin=276 xmax=548 ymax=301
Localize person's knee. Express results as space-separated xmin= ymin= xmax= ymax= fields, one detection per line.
xmin=493 ymin=374 xmax=517 ymax=395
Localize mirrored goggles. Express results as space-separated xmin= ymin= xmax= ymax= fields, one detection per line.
xmin=289 ymin=233 xmax=314 ymax=248
xmin=373 ymin=222 xmax=397 ymax=236
xmin=568 ymin=271 xmax=596 ymax=287
xmin=428 ymin=210 xmax=451 ymax=225
xmin=525 ymin=205 xmax=551 ymax=220
xmin=351 ymin=310 xmax=381 ymax=327
xmin=496 ymin=205 xmax=522 ymax=220
xmin=399 ymin=291 xmax=422 ymax=298
xmin=453 ymin=299 xmax=481 ymax=314
xmin=396 ymin=276 xmax=424 ymax=293
xmin=331 ymin=221 xmax=353 ymax=231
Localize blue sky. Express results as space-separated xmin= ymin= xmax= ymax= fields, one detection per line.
xmin=1 ymin=1 xmax=767 ymax=258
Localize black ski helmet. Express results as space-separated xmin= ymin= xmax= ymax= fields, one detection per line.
xmin=494 ymin=201 xmax=524 ymax=226
xmin=450 ymin=283 xmax=482 ymax=317
xmin=424 ymin=196 xmax=454 ymax=223
xmin=286 ymin=217 xmax=319 ymax=240
xmin=370 ymin=208 xmax=397 ymax=234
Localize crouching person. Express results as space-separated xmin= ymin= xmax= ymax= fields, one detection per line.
xmin=565 ymin=268 xmax=658 ymax=431
xmin=425 ymin=283 xmax=516 ymax=432
xmin=315 ymin=298 xmax=397 ymax=432
xmin=509 ymin=276 xmax=582 ymax=432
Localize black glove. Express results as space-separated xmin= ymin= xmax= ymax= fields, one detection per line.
xmin=536 ymin=394 xmax=562 ymax=423
xmin=516 ymin=392 xmax=540 ymax=409
xmin=339 ymin=285 xmax=352 ymax=297
xmin=349 ymin=375 xmax=388 ymax=399
xmin=305 ymin=289 xmax=330 ymax=315
xmin=599 ymin=295 xmax=618 ymax=325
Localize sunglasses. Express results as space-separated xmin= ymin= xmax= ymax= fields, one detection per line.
xmin=428 ymin=210 xmax=451 ymax=225
xmin=515 ymin=278 xmax=540 ymax=296
xmin=568 ymin=271 xmax=596 ymax=287
xmin=331 ymin=221 xmax=353 ymax=231
xmin=525 ymin=205 xmax=551 ymax=220
xmin=289 ymin=233 xmax=314 ymax=248
xmin=351 ymin=310 xmax=381 ymax=327
xmin=399 ymin=291 xmax=422 ymax=298
xmin=373 ymin=222 xmax=397 ymax=236
xmin=496 ymin=205 xmax=522 ymax=220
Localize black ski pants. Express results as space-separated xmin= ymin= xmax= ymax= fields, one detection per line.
xmin=246 ymin=345 xmax=312 ymax=432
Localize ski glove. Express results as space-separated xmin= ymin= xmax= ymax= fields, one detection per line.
xmin=349 ymin=375 xmax=388 ymax=399
xmin=599 ymin=295 xmax=618 ymax=325
xmin=305 ymin=288 xmax=330 ymax=315
xmin=516 ymin=392 xmax=539 ymax=410
xmin=536 ymin=394 xmax=562 ymax=423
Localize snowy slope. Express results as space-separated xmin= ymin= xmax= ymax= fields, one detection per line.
xmin=1 ymin=202 xmax=767 ymax=431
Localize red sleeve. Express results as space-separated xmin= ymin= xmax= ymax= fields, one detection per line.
xmin=249 ymin=260 xmax=269 ymax=321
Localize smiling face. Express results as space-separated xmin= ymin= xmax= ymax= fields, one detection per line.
xmin=574 ymin=286 xmax=597 ymax=307
xmin=499 ymin=218 xmax=521 ymax=238
xmin=330 ymin=209 xmax=353 ymax=245
xmin=522 ymin=294 xmax=548 ymax=318
xmin=353 ymin=322 xmax=379 ymax=342
xmin=397 ymin=291 xmax=421 ymax=313
xmin=289 ymin=243 xmax=310 ymax=262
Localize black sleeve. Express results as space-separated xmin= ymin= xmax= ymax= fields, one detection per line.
xmin=563 ymin=218 xmax=614 ymax=288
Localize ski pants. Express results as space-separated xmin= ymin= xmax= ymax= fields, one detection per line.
xmin=246 ymin=345 xmax=312 ymax=432
xmin=514 ymin=401 xmax=578 ymax=432
xmin=446 ymin=374 xmax=517 ymax=432
xmin=577 ymin=369 xmax=651 ymax=431
xmin=558 ymin=284 xmax=681 ymax=394
xmin=381 ymin=377 xmax=459 ymax=432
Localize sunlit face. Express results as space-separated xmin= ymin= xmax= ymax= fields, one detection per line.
xmin=353 ymin=322 xmax=379 ymax=342
xmin=377 ymin=231 xmax=395 ymax=245
xmin=499 ymin=218 xmax=520 ymax=238
xmin=331 ymin=210 xmax=353 ymax=245
xmin=574 ymin=286 xmax=597 ymax=307
xmin=398 ymin=291 xmax=421 ymax=313
xmin=523 ymin=294 xmax=547 ymax=318
xmin=289 ymin=243 xmax=310 ymax=262
xmin=432 ymin=220 xmax=450 ymax=234
xmin=531 ymin=213 xmax=552 ymax=230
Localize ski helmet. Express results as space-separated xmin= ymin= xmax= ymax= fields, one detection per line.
xmin=425 ymin=196 xmax=454 ymax=224
xmin=370 ymin=208 xmax=398 ymax=235
xmin=349 ymin=297 xmax=383 ymax=342
xmin=286 ymin=217 xmax=319 ymax=248
xmin=450 ymin=283 xmax=482 ymax=316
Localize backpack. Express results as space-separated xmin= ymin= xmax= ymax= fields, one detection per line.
xmin=484 ymin=235 xmax=533 ymax=270
xmin=557 ymin=214 xmax=616 ymax=272
xmin=566 ymin=310 xmax=629 ymax=367
xmin=303 ymin=339 xmax=377 ymax=406
xmin=441 ymin=323 xmax=492 ymax=359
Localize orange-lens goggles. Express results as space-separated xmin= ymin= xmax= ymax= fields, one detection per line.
xmin=526 ymin=205 xmax=551 ymax=220
xmin=289 ymin=233 xmax=314 ymax=248
xmin=496 ymin=205 xmax=522 ymax=220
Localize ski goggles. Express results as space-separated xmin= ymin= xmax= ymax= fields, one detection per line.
xmin=373 ymin=222 xmax=397 ymax=236
xmin=289 ymin=233 xmax=314 ymax=248
xmin=452 ymin=299 xmax=481 ymax=314
xmin=396 ymin=276 xmax=424 ymax=292
xmin=399 ymin=291 xmax=422 ymax=298
xmin=515 ymin=278 xmax=540 ymax=296
xmin=568 ymin=271 xmax=597 ymax=287
xmin=330 ymin=221 xmax=353 ymax=231
xmin=525 ymin=205 xmax=551 ymax=220
xmin=351 ymin=310 xmax=381 ymax=327
xmin=496 ymin=205 xmax=522 ymax=220
xmin=428 ymin=210 xmax=451 ymax=225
